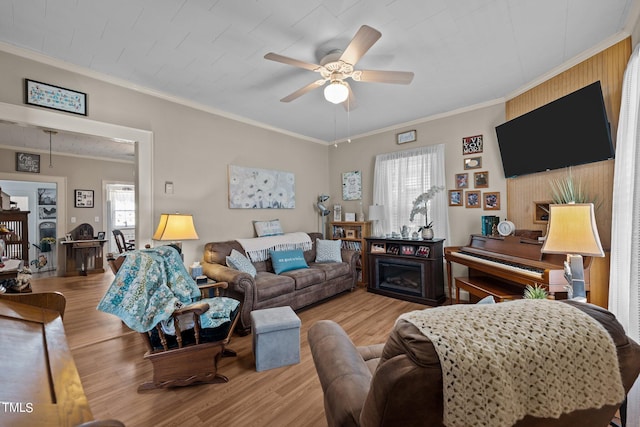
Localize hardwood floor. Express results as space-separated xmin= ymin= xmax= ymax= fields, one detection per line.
xmin=29 ymin=272 xmax=427 ymax=427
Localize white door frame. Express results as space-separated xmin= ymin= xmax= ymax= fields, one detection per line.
xmin=0 ymin=101 xmax=153 ymax=248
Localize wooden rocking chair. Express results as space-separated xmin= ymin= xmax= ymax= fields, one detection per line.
xmin=106 ymin=250 xmax=240 ymax=392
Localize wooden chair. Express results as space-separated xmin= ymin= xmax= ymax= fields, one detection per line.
xmin=106 ymin=251 xmax=239 ymax=392
xmin=112 ymin=229 xmax=134 ymax=253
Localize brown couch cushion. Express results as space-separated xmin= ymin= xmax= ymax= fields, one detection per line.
xmin=283 ymin=268 xmax=326 ymax=290
xmin=310 ymin=262 xmax=351 ymax=281
xmin=254 ymin=272 xmax=294 ymax=301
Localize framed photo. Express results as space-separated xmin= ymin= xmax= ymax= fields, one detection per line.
xmin=344 ymin=212 xmax=356 ymax=222
xmin=15 ymin=152 xmax=40 ymax=173
xmin=97 ymin=231 xmax=106 ymax=240
xmin=333 ymin=205 xmax=342 ymax=222
xmin=449 ymin=190 xmax=463 ymax=206
xmin=396 ymin=130 xmax=417 ymax=144
xmin=342 ymin=171 xmax=362 ymax=200
xmin=465 ymin=190 xmax=481 ymax=208
xmin=74 ymin=189 xmax=94 ymax=208
xmin=416 ymin=246 xmax=431 ymax=257
xmin=464 ymin=156 xmax=482 ymax=170
xmin=371 ymin=242 xmax=386 ymax=253
xmin=474 ymin=171 xmax=489 ymax=188
xmin=455 ymin=173 xmax=469 ymax=189
xmin=401 ymin=245 xmax=416 ymax=255
xmin=345 ymin=229 xmax=356 ymax=239
xmin=483 ymin=192 xmax=501 ymax=210
xmin=25 ymin=79 xmax=87 ymax=116
xmin=462 ymin=134 xmax=483 ymax=155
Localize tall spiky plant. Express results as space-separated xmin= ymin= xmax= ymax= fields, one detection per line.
xmin=549 ymin=169 xmax=599 ymax=207
xmin=523 ymin=284 xmax=548 ymax=299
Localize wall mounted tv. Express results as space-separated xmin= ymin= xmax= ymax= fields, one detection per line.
xmin=495 ymin=81 xmax=615 ymax=178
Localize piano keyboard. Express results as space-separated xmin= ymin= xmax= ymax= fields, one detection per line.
xmin=452 ymin=250 xmax=544 ymax=279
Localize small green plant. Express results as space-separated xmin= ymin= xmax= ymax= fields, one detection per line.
xmin=523 ymin=284 xmax=548 ymax=299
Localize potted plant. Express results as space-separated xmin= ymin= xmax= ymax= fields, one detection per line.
xmin=39 ymin=237 xmax=57 ymax=253
xmin=523 ymin=284 xmax=548 ymax=299
xmin=410 ymin=185 xmax=444 ymax=239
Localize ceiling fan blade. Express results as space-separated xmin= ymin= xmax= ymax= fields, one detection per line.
xmin=357 ymin=70 xmax=414 ymax=84
xmin=342 ymin=82 xmax=357 ymax=111
xmin=281 ymin=80 xmax=326 ymax=102
xmin=339 ymin=25 xmax=382 ymax=66
xmin=264 ymin=52 xmax=321 ymax=72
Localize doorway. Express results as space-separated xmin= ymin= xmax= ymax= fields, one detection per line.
xmin=105 ymin=182 xmax=135 ymax=254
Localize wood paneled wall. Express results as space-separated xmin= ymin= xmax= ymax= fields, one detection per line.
xmin=506 ymin=37 xmax=631 ymax=248
xmin=505 ymin=37 xmax=631 ymax=307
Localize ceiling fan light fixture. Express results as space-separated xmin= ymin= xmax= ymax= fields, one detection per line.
xmin=324 ymin=81 xmax=349 ymax=104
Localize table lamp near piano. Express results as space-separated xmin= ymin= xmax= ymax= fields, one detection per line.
xmin=541 ymin=203 xmax=604 ymax=302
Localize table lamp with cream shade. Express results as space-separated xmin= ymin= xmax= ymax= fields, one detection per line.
xmin=152 ymin=213 xmax=199 ymax=254
xmin=541 ymin=203 xmax=604 ymax=302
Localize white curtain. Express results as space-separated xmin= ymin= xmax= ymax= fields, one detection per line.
xmin=373 ymin=144 xmax=449 ymax=242
xmin=609 ymin=43 xmax=640 ymax=427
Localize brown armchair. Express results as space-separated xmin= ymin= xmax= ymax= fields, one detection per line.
xmin=103 ymin=247 xmax=240 ymax=391
xmin=309 ymin=300 xmax=640 ymax=427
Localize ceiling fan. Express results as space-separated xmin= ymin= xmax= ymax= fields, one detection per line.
xmin=264 ymin=25 xmax=414 ymax=108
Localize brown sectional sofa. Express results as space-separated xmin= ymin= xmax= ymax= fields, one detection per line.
xmin=308 ymin=300 xmax=640 ymax=427
xmin=202 ymin=232 xmax=358 ymax=333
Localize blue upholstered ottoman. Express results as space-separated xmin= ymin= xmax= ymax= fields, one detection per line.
xmin=251 ymin=306 xmax=301 ymax=372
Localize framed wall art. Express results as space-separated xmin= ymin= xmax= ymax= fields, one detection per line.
xmin=465 ymin=190 xmax=481 ymax=208
xmin=16 ymin=152 xmax=40 ymax=173
xmin=74 ymin=189 xmax=94 ymax=208
xmin=464 ymin=156 xmax=482 ymax=170
xmin=25 ymin=79 xmax=87 ymax=116
xmin=228 ymin=165 xmax=295 ymax=209
xmin=474 ymin=171 xmax=489 ymax=188
xmin=396 ymin=130 xmax=417 ymax=144
xmin=483 ymin=192 xmax=500 ymax=210
xmin=449 ymin=190 xmax=463 ymax=206
xmin=455 ymin=173 xmax=469 ymax=189
xmin=462 ymin=134 xmax=483 ymax=155
xmin=342 ymin=170 xmax=362 ymax=200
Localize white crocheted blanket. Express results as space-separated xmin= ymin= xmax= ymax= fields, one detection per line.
xmin=237 ymin=232 xmax=312 ymax=262
xmin=398 ymin=300 xmax=625 ymax=427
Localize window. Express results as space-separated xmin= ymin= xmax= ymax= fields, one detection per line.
xmin=107 ymin=184 xmax=135 ymax=228
xmin=373 ymin=144 xmax=448 ymax=239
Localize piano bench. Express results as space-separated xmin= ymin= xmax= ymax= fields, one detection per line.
xmin=455 ymin=276 xmax=524 ymax=303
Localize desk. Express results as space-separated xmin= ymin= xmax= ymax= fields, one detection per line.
xmin=0 ymin=298 xmax=93 ymax=426
xmin=61 ymin=239 xmax=107 ymax=277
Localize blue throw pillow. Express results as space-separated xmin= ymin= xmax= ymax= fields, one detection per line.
xmin=270 ymin=249 xmax=308 ymax=274
xmin=226 ymin=249 xmax=257 ymax=278
xmin=315 ymin=239 xmax=342 ymax=263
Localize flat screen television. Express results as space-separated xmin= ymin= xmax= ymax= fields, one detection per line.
xmin=495 ymin=81 xmax=615 ymax=178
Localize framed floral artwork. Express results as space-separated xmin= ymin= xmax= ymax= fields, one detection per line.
xmin=342 ymin=170 xmax=362 ymax=200
xmin=228 ymin=165 xmax=295 ymax=208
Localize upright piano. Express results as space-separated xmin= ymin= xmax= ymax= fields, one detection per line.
xmin=444 ymin=234 xmax=592 ymax=303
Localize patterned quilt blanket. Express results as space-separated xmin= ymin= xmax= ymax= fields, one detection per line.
xmin=97 ymin=245 xmax=239 ymax=333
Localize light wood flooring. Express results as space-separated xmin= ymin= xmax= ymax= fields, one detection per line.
xmin=29 ymin=271 xmax=427 ymax=427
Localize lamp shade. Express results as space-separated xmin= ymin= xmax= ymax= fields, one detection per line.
xmin=152 ymin=213 xmax=199 ymax=241
xmin=368 ymin=205 xmax=385 ymax=221
xmin=324 ymin=81 xmax=349 ymax=104
xmin=541 ymin=203 xmax=604 ymax=257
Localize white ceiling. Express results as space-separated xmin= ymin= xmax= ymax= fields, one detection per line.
xmin=0 ymin=0 xmax=638 ymax=159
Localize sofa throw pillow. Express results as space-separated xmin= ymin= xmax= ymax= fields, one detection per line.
xmin=270 ymin=249 xmax=308 ymax=274
xmin=315 ymin=239 xmax=342 ymax=263
xmin=477 ymin=295 xmax=496 ymax=304
xmin=253 ymin=219 xmax=284 ymax=237
xmin=226 ymin=249 xmax=257 ymax=278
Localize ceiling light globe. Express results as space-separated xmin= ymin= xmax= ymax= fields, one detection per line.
xmin=324 ymin=81 xmax=349 ymax=104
